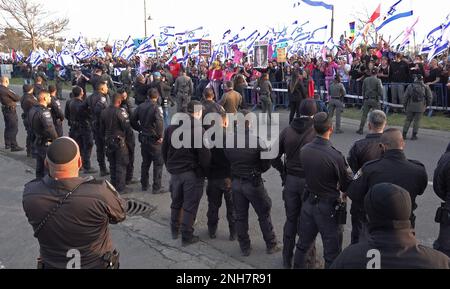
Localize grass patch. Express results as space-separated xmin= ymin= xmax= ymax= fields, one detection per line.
xmin=342 ymin=107 xmax=450 ymax=132
xmin=10 ymin=77 xmax=93 ymax=93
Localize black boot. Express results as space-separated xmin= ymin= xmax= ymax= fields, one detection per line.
xmin=182 ymin=235 xmax=200 ymax=247
xmin=208 ymin=225 xmax=217 ymax=239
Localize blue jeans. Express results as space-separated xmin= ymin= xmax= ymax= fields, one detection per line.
xmin=163 ymin=107 xmax=170 ymax=128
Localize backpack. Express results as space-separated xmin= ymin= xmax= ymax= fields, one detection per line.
xmin=410 ymin=83 xmax=425 ymax=103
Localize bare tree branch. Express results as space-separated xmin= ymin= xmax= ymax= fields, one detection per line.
xmin=0 ymin=0 xmax=69 ymax=50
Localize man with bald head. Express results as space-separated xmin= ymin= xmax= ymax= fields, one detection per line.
xmin=0 ymin=76 xmax=24 ymax=151
xmin=23 ymin=137 xmax=126 ymax=269
xmin=347 ymin=128 xmax=428 ymax=242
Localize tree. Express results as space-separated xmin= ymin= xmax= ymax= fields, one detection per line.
xmin=0 ymin=0 xmax=69 ymax=50
xmin=0 ymin=27 xmax=33 ymax=52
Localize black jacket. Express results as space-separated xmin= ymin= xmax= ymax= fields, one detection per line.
xmin=347 ymin=149 xmax=428 ymax=218
xmin=130 ymin=100 xmax=164 ymax=140
xmin=272 ymin=117 xmax=315 ymax=177
xmin=331 ymin=229 xmax=450 ymax=269
xmin=28 ymin=104 xmax=58 ymax=142
xmin=224 ymin=128 xmax=271 ymax=179
xmin=301 ymin=137 xmax=353 ymax=199
xmin=162 ymin=116 xmax=211 ymax=176
xmin=0 ymin=85 xmax=20 ymax=107
xmin=347 ymin=133 xmax=383 ymax=173
xmin=434 ymin=145 xmax=450 ymax=204
xmin=65 ymin=98 xmax=90 ymax=129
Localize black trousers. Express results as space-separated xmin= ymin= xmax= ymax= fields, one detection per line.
xmin=106 ymin=143 xmax=129 ymax=192
xmin=289 ymin=101 xmax=301 ymax=124
xmin=2 ymin=107 xmax=19 ymax=148
xmin=282 ymin=175 xmax=316 ymax=267
xmin=206 ymin=178 xmax=235 ymax=232
xmin=54 ymin=120 xmax=63 ymax=138
xmin=170 ymin=171 xmax=205 ymax=240
xmin=140 ymin=142 xmax=163 ymax=190
xmin=232 ymin=178 xmax=277 ymax=251
xmin=434 ymin=223 xmax=450 ymax=258
xmin=34 ymin=145 xmax=49 ymax=179
xmin=92 ymin=123 xmax=106 ymax=170
xmin=126 ymin=140 xmax=135 ymax=183
xmin=69 ymin=127 xmax=94 ymax=170
xmin=350 ymin=204 xmax=364 ymax=245
xmin=23 ymin=119 xmax=32 ymax=156
xmin=293 ymin=194 xmax=343 ymax=269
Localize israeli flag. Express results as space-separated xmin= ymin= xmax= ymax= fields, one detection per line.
xmin=118 ymin=36 xmax=135 ymax=60
xmin=305 ymin=25 xmax=328 ymax=45
xmin=427 ymin=20 xmax=450 ymax=61
xmin=184 ymin=26 xmax=205 ymax=44
xmin=57 ymin=50 xmax=76 ymax=67
xmin=421 ymin=19 xmax=450 ymax=53
xmin=376 ymin=0 xmax=413 ymax=32
xmin=300 ymin=0 xmax=333 ymax=11
xmin=160 ymin=26 xmax=175 ymax=38
xmin=28 ymin=51 xmax=43 ymax=67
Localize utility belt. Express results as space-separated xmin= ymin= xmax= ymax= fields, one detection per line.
xmin=37 ymin=250 xmax=120 ymax=269
xmin=106 ymin=136 xmax=126 ymax=152
xmin=138 ymin=133 xmax=157 ymax=145
xmin=363 ymin=96 xmax=379 ymax=101
xmin=34 ymin=136 xmax=52 ymax=147
xmin=2 ymin=105 xmax=15 ymax=111
xmin=435 ymin=203 xmax=450 ymax=225
xmin=233 ymin=171 xmax=263 ymax=187
xmin=70 ymin=121 xmax=89 ymax=129
xmin=304 ymin=191 xmax=347 ymax=225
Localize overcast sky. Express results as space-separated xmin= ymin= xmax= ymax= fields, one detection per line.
xmin=13 ymin=0 xmax=450 ymax=44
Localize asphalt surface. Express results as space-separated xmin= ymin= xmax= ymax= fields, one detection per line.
xmin=0 ymin=84 xmax=449 ymax=269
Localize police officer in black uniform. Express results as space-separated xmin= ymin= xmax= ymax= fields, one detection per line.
xmin=23 ymin=137 xmax=126 ymax=269
xmin=347 ymin=128 xmax=428 ymax=240
xmin=21 ymin=84 xmax=38 ymax=157
xmin=331 ymin=183 xmax=450 ymax=269
xmin=0 ymin=76 xmax=24 ymax=151
xmin=119 ymin=91 xmax=138 ymax=186
xmin=65 ymin=86 xmax=97 ymax=174
xmin=347 ymin=110 xmax=386 ymax=244
xmin=100 ymin=90 xmax=133 ymax=194
xmin=293 ymin=112 xmax=353 ymax=269
xmin=162 ymin=101 xmax=211 ymax=246
xmin=201 ymin=88 xmax=223 ymax=127
xmin=224 ymin=110 xmax=280 ymax=257
xmin=86 ymin=81 xmax=110 ymax=176
xmin=272 ymin=99 xmax=318 ymax=269
xmin=202 ymin=95 xmax=236 ymax=241
xmin=33 ymin=76 xmax=45 ymax=99
xmin=433 ymin=142 xmax=450 ymax=257
xmin=48 ymin=85 xmax=65 ymax=137
xmin=28 ymin=89 xmax=59 ymax=179
xmin=130 ymin=88 xmax=167 ymax=194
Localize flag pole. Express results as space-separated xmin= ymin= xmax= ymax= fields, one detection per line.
xmin=331 ymin=5 xmax=335 ymax=39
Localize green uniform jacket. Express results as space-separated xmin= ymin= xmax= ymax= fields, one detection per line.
xmin=362 ymin=76 xmax=383 ymax=101
xmin=404 ymin=82 xmax=433 ymax=113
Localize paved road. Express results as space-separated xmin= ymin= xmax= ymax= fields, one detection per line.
xmin=0 ymin=85 xmax=449 ymax=269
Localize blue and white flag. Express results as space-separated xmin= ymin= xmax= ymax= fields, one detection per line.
xmin=427 ymin=20 xmax=450 ymax=61
xmin=57 ymin=49 xmax=76 ymax=66
xmin=421 ymin=18 xmax=450 ymax=54
xmin=185 ymin=26 xmax=205 ymax=44
xmin=160 ymin=26 xmax=175 ymax=38
xmin=305 ymin=25 xmax=328 ymax=45
xmin=297 ymin=0 xmax=333 ymax=11
xmin=118 ymin=36 xmax=135 ymax=60
xmin=27 ymin=51 xmax=43 ymax=67
xmin=376 ymin=0 xmax=413 ymax=32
